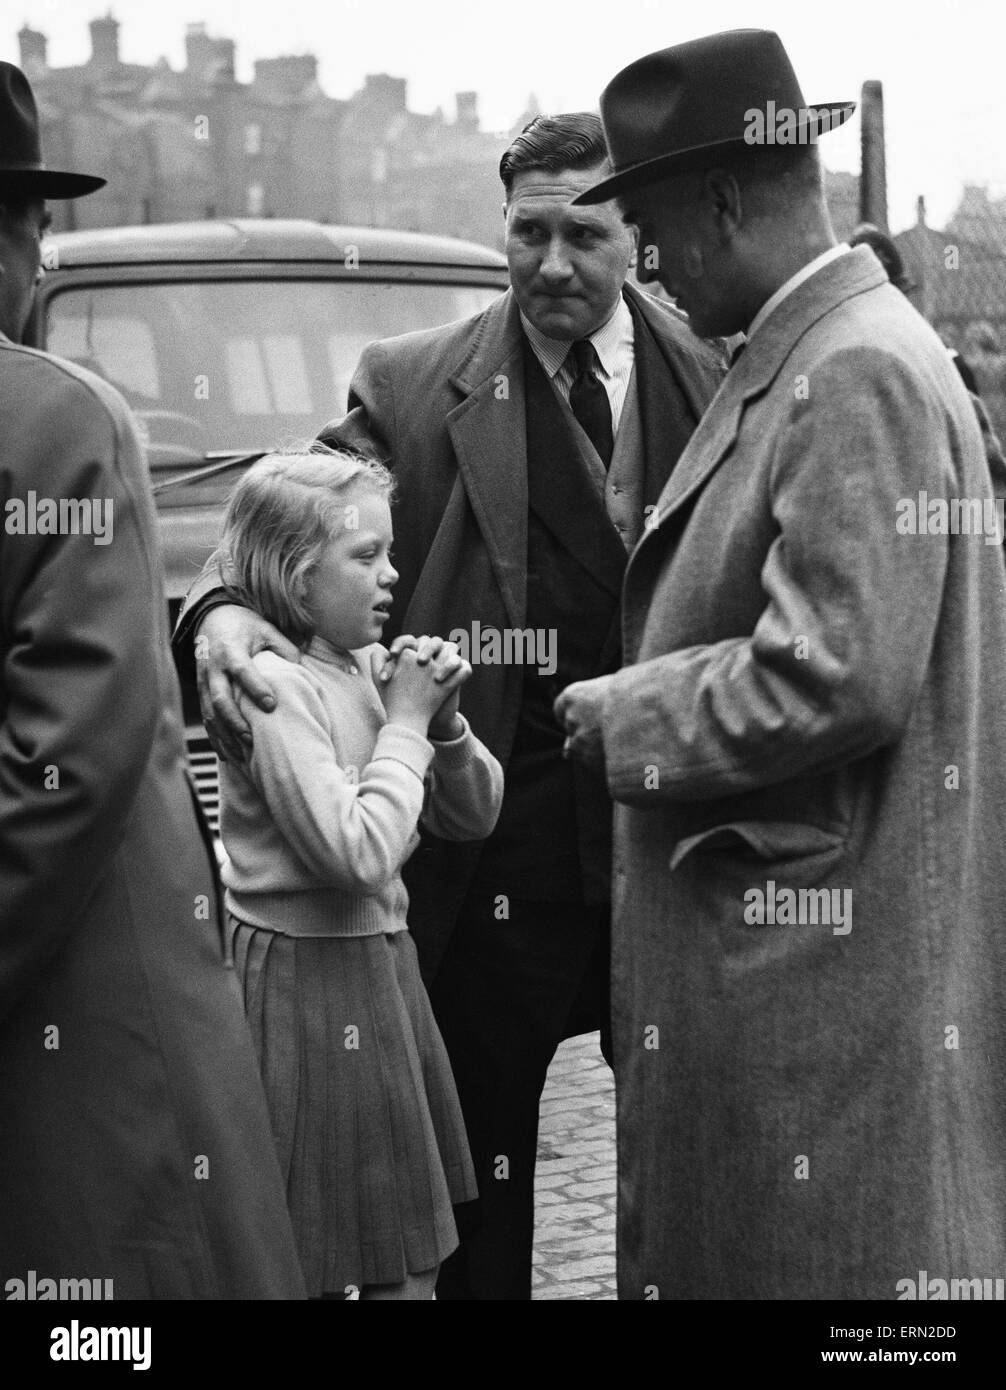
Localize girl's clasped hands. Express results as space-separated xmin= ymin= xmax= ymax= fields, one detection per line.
xmin=373 ymin=634 xmax=472 ymax=741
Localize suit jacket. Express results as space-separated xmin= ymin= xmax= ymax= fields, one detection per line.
xmin=179 ymin=281 xmax=723 ymax=974
xmin=598 ymin=247 xmax=1006 ymax=1298
xmin=0 ymin=336 xmax=306 ymax=1298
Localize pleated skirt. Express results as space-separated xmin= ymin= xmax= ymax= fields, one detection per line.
xmin=230 ymin=916 xmax=477 ymax=1295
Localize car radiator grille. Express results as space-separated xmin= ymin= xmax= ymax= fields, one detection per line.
xmin=186 ymin=731 xmax=221 ymax=834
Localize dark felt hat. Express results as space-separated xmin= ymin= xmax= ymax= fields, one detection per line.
xmin=0 ymin=61 xmax=105 ymax=198
xmin=575 ymin=29 xmax=854 ymax=205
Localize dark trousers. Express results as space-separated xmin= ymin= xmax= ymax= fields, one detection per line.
xmin=430 ymin=892 xmax=612 ymax=1301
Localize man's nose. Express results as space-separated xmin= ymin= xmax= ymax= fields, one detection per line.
xmin=539 ymin=236 xmax=573 ymax=280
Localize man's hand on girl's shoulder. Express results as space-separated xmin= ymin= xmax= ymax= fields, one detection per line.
xmin=195 ymin=602 xmax=301 ymax=762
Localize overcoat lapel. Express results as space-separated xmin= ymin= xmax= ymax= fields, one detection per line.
xmin=627 ymin=290 xmax=708 ymax=511
xmin=624 ymin=281 xmax=723 ymax=425
xmin=445 ymin=290 xmax=529 ymax=631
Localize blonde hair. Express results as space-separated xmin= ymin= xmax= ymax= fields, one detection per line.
xmin=220 ymin=441 xmax=394 ymax=646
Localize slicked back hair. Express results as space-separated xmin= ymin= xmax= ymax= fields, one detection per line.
xmin=499 ymin=113 xmax=610 ymax=199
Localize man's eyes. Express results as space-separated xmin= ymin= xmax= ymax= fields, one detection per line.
xmin=515 ymin=224 xmax=601 ymax=243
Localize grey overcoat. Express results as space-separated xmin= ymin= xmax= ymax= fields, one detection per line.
xmin=599 ymin=248 xmax=1006 ymax=1299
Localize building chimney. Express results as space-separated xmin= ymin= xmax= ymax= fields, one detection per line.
xmin=456 ymin=91 xmax=478 ymax=128
xmin=185 ymin=23 xmax=236 ymax=82
xmin=253 ymin=55 xmax=318 ymax=97
xmin=362 ymin=74 xmax=407 ymax=111
xmin=88 ymin=14 xmax=120 ymax=74
xmin=859 ymin=80 xmax=888 ymax=231
xmin=18 ymin=25 xmax=48 ymax=77
xmin=916 ymin=195 xmax=926 ymax=228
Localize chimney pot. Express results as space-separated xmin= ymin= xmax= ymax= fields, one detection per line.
xmin=18 ymin=25 xmax=48 ymax=77
xmin=88 ymin=13 xmax=121 ymax=73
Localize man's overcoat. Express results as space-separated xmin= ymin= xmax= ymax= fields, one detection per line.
xmin=0 ymin=337 xmax=306 ymax=1298
xmin=600 ymin=248 xmax=1006 ymax=1299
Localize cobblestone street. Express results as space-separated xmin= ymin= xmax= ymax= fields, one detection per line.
xmin=533 ymin=1031 xmax=617 ymax=1300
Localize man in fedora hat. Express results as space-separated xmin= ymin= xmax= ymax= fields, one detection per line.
xmin=0 ymin=60 xmax=307 ymax=1297
xmin=557 ymin=29 xmax=1006 ymax=1299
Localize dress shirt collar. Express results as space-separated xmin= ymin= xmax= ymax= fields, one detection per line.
xmin=520 ymin=292 xmax=633 ymax=379
xmin=746 ymin=244 xmax=851 ymax=343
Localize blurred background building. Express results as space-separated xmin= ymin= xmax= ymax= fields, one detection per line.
xmin=17 ymin=13 xmax=867 ymax=251
xmin=15 ymin=14 xmax=1005 ymax=433
xmin=18 ymin=14 xmax=517 ymax=245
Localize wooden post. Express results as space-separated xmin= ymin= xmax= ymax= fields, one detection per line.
xmin=859 ymin=80 xmax=888 ymax=231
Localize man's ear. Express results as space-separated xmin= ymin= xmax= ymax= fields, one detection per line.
xmin=704 ymin=169 xmax=743 ymax=242
xmin=626 ymin=221 xmax=640 ymax=270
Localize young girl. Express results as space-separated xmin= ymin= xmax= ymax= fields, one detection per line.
xmin=217 ymin=443 xmax=503 ymax=1301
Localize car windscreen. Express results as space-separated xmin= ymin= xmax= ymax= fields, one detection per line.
xmin=44 ymin=276 xmax=502 ymax=472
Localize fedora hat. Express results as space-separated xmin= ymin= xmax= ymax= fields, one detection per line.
xmin=575 ymin=29 xmax=854 ymax=205
xmin=0 ymin=61 xmax=105 ymax=198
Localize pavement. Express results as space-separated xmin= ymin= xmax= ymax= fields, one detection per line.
xmin=532 ymin=1030 xmax=617 ymax=1300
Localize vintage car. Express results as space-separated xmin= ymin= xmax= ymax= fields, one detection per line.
xmin=25 ymin=219 xmax=508 ymax=832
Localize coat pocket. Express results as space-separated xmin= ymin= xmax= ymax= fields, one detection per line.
xmin=670 ymin=819 xmax=846 ymax=887
xmin=670 ymin=821 xmax=852 ymax=965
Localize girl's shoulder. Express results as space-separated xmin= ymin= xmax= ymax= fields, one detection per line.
xmin=239 ymin=650 xmax=326 ymax=717
xmin=250 ymin=649 xmax=316 ymax=687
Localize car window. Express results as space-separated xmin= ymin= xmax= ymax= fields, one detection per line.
xmin=48 ymin=311 xmax=161 ymax=400
xmin=45 ymin=278 xmax=501 ymax=463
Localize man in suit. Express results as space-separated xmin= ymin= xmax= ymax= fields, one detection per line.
xmin=178 ymin=113 xmax=723 ymax=1300
xmin=558 ymin=30 xmax=1006 ymax=1298
xmin=0 ymin=61 xmax=306 ymax=1298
